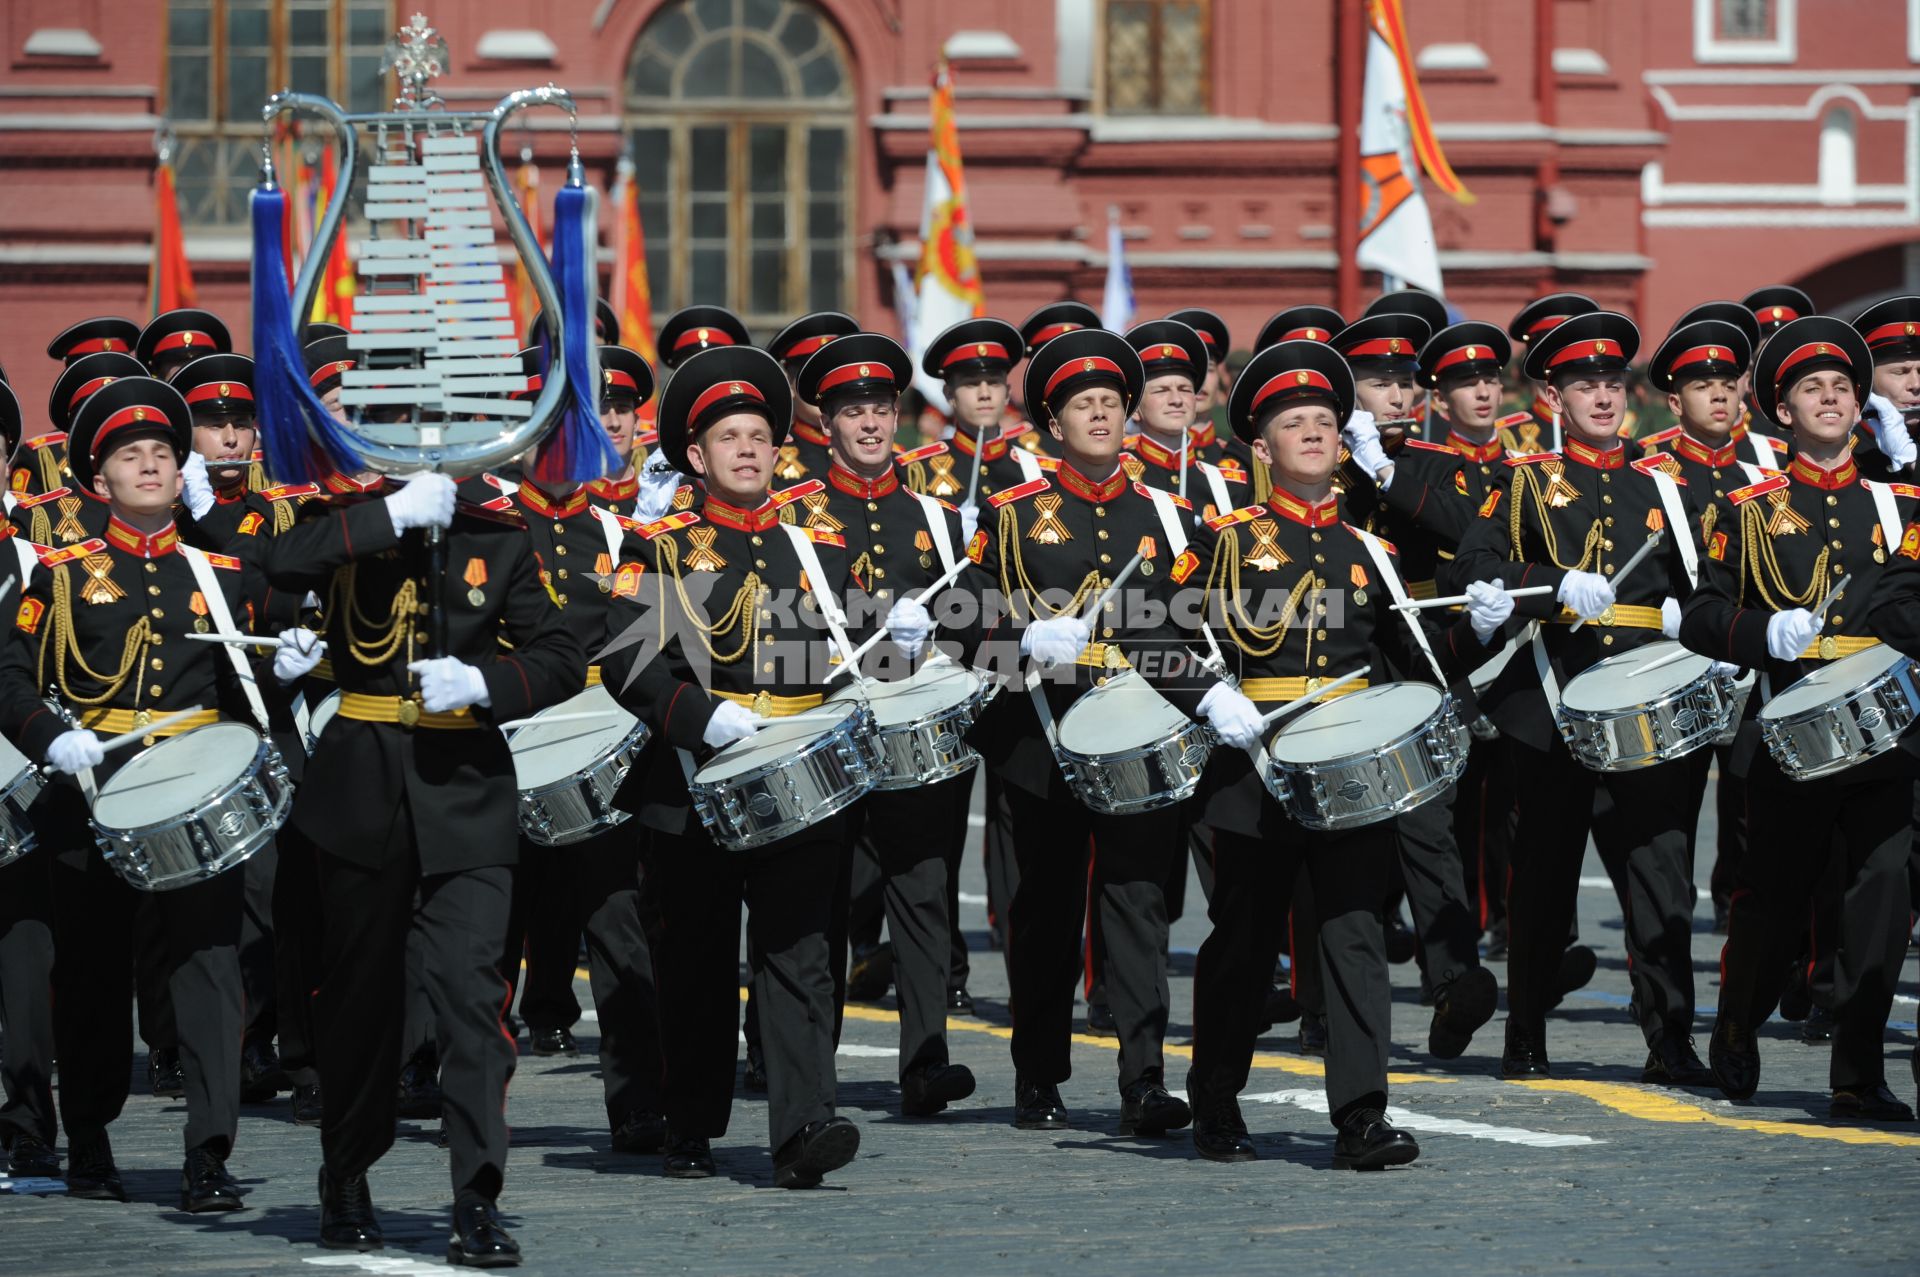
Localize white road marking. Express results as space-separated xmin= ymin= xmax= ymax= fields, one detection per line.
xmin=1240 ymin=1089 xmax=1600 ymax=1148
xmin=836 ymin=1043 xmax=899 ymax=1058
xmin=967 ymin=813 xmax=986 ymax=828
xmin=957 ymin=891 xmax=988 ymax=906
xmin=305 ymin=1255 xmax=449 ymax=1275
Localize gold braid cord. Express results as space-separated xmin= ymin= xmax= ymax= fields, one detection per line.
xmin=1512 ymin=466 xmax=1605 ymax=570
xmin=326 ymin=564 xmax=419 ymax=667
xmin=995 ymin=503 xmax=1097 ymax=622
xmin=44 ymin=565 xmax=151 ymax=707
xmin=1739 ymin=499 xmax=1825 ymax=609
xmin=271 ymin=497 xmax=298 ymax=535
xmin=1205 ymin=526 xmax=1317 ymax=659
xmin=654 ymin=535 xmax=757 ymax=665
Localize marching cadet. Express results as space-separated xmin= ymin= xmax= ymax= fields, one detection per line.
xmin=1019 ymin=301 xmax=1101 ymax=357
xmin=1360 ymin=288 xmax=1449 ymax=435
xmin=913 ymin=317 xmax=1052 ymax=513
xmin=791 ymin=332 xmax=977 ymax=1116
xmin=597 ymin=345 xmax=877 ymax=1188
xmin=1455 ymin=313 xmax=1717 ymax=1087
xmin=1121 ymin=319 xmax=1247 ymax=515
xmin=21 ymin=319 xmax=140 ymax=501
xmin=135 ymin=309 xmax=233 ymax=383
xmin=1684 ymin=317 xmax=1918 ymax=1122
xmin=583 ymin=345 xmax=659 ymax=515
xmin=1331 ymin=311 xmax=1434 ymax=448
xmin=767 ymin=310 xmax=860 ymax=483
xmin=263 ymin=449 xmax=582 ymax=1259
xmin=1183 ymin=340 xmax=1509 ymax=1166
xmin=1743 ymin=285 xmax=1814 ymax=339
xmin=1851 ymin=297 xmax=1920 ymax=481
xmin=20 ymin=354 xmax=135 ymax=551
xmin=953 ymin=328 xmax=1250 ymax=1136
xmin=1502 ymin=294 xmax=1600 ymax=455
xmin=1165 ymin=307 xmax=1231 ymax=419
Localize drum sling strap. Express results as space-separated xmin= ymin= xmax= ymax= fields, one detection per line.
xmin=1196 ymin=461 xmax=1234 ymax=518
xmin=1649 ymin=471 xmax=1700 ymax=590
xmin=1140 ymin=484 xmax=1227 ymax=671
xmin=181 ymin=546 xmax=272 ymax=734
xmin=590 ymin=504 xmax=628 ymax=570
xmin=1349 ymin=526 xmax=1448 ymax=687
xmin=779 ymin=523 xmax=861 ymax=673
xmin=1011 ymin=449 xmax=1043 ymax=484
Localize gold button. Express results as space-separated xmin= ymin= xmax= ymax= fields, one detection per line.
xmin=754 ymin=559 xmax=767 ymax=569
xmin=867 ymin=501 xmax=878 ymax=512
xmin=874 ymin=545 xmax=886 ymax=556
xmin=763 ymin=633 xmax=775 ymax=644
xmin=554 ymin=523 xmax=565 ymax=534
xmin=149 ymin=684 xmax=163 ymax=696
xmin=1602 ymin=635 xmax=1614 ymax=646
xmin=558 ymin=568 xmax=569 ymax=580
xmin=869 ymin=522 xmax=882 ymax=532
xmin=1095 ymin=675 xmax=1108 ymax=687
xmin=751 ymin=535 xmax=763 ymax=546
xmin=1830 ymin=615 xmax=1844 ymax=626
xmin=1603 ymin=539 xmax=1614 ymax=551
xmin=1310 ymin=533 xmax=1322 ymax=543
xmin=1832 ymin=563 xmax=1845 ymax=575
xmin=1100 ymin=553 xmax=1112 ymax=564
xmin=1100 ymin=577 xmax=1112 ymax=589
xmin=144 ymin=562 xmax=158 ymax=574
xmin=150 ymin=608 xmax=164 ymax=619
xmin=1827 ymin=495 xmax=1839 ymax=506
xmin=555 ymin=545 xmax=567 ymax=556
xmin=1602 ymin=495 xmax=1613 ymax=505
xmin=150 ymin=658 xmax=163 ymax=671
xmin=1604 ymin=564 xmax=1614 ymax=574
xmin=873 ymin=567 xmax=885 ymax=579
xmin=1601 ymin=473 xmax=1611 ymax=483
xmin=1711 ymin=470 xmax=1722 ymax=478
xmin=1315 ymin=577 xmax=1327 ymax=589
xmin=1604 ymin=517 xmax=1614 ymax=527
xmin=1102 ymin=627 xmax=1114 ymax=638
xmin=1831 ymin=540 xmax=1843 ymax=551
xmin=1715 ymin=490 xmax=1725 ymax=499
xmin=1828 ymin=518 xmax=1841 ymax=528
xmin=147 ymin=585 xmax=161 ymax=596
xmin=1316 ymin=629 xmax=1328 ymax=641
xmin=1315 ymin=655 xmax=1328 ymax=668
xmin=150 ymin=635 xmax=163 ymax=646
xmin=1097 ymin=529 xmax=1109 ymax=540
xmin=761 ymin=663 xmax=774 ymax=673
xmin=1094 ymin=506 xmax=1106 ymax=517
xmin=1104 ymin=601 xmax=1115 ymax=612
xmin=1314 ymin=554 xmax=1326 ymax=564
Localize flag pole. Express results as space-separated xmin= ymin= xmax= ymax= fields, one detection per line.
xmin=1335 ymin=0 xmax=1366 ymax=318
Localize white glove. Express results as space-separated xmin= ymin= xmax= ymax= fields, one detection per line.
xmin=885 ymin=595 xmax=933 ymax=661
xmin=1868 ymin=392 xmax=1917 ymax=468
xmin=46 ymin=729 xmax=104 ymax=775
xmin=271 ymin=628 xmax=325 ymax=684
xmin=635 ymin=455 xmax=684 ymax=521
xmin=959 ymin=503 xmax=980 ymax=543
xmin=1466 ymin=580 xmax=1516 ymax=643
xmin=1766 ymin=608 xmax=1823 ymax=662
xmin=1020 ymin=614 xmax=1092 ymax=667
xmin=384 ymin=472 xmax=457 ymax=533
xmin=406 ymin=657 xmax=490 ymax=712
xmin=181 ymin=451 xmax=215 ymax=520
xmin=1341 ymin=409 xmax=1392 ymax=481
xmin=702 ymin=699 xmax=758 ymax=749
xmin=1557 ymin=570 xmax=1616 ymax=621
xmin=1707 ymin=661 xmax=1743 ymax=679
xmin=1198 ymin=682 xmax=1263 ymax=751
xmin=1660 ymin=596 xmax=1682 ymax=639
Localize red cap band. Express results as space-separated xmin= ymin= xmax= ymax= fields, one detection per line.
xmin=688 ymin=377 xmax=767 ymax=426
xmin=1044 ymin=355 xmax=1124 ymax=399
xmin=1193 ymin=330 xmax=1219 ymax=348
xmin=153 ymin=330 xmax=213 ymax=355
xmin=1343 ymin=337 xmax=1416 ymax=358
xmin=1029 ymin=322 xmax=1083 ymax=346
xmin=1756 ymin=305 xmax=1801 ymax=325
xmin=817 ymin=361 xmax=897 ymax=396
xmin=1773 ymin=341 xmax=1850 ymax=388
xmin=602 ymin=368 xmax=639 ymax=392
xmin=1250 ymin=369 xmax=1336 ymax=412
xmin=942 ymin=341 xmax=1011 ymax=368
xmin=1863 ymin=321 xmax=1920 ymax=349
xmin=1526 ymin=315 xmax=1571 ymax=337
xmin=1281 ymin=327 xmax=1329 ymax=342
xmin=782 ymin=333 xmax=837 ymax=360
xmin=66 ymin=337 xmax=128 ymax=356
xmin=92 ymin=404 xmax=174 ymax=459
xmin=309 ymin=359 xmax=355 ymax=388
xmin=183 ymin=381 xmax=254 ymax=406
xmin=1547 ymin=338 xmax=1625 ymax=368
xmin=672 ymin=326 xmax=735 ymax=352
xmin=1668 ymin=344 xmax=1740 ymax=376
xmin=69 ymin=375 xmax=120 ymax=408
xmin=1433 ymin=343 xmax=1500 ymax=374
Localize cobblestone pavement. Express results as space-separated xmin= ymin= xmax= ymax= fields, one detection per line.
xmin=4 ymin=772 xmax=1917 ymax=1275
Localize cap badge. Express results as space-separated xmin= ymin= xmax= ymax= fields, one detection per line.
xmin=1908 ymin=324 xmax=1917 ymax=336
xmin=1082 ymin=358 xmax=1096 ymax=372
xmin=133 ymin=408 xmax=146 ymax=421
xmin=859 ymin=364 xmax=871 ymax=377
xmin=1596 ymin=341 xmax=1609 ymax=354
xmin=182 ymin=333 xmax=194 ymax=346
xmin=1295 ymin=371 xmax=1309 ymax=385
xmin=1388 ymin=338 xmax=1402 ymax=353
xmin=1772 ymin=307 xmax=1785 ymax=320
xmin=219 ymin=383 xmax=231 ymax=396
xmin=1818 ymin=344 xmax=1831 ymax=355
xmin=1465 ymin=346 xmax=1478 ymax=360
xmin=976 ymin=343 xmax=988 ymax=356
xmin=1161 ymin=345 xmax=1175 ymax=358
xmin=698 ymin=328 xmax=710 ymax=342
xmin=1306 ymin=328 xmax=1322 ymax=340
xmin=729 ymin=382 xmax=744 ymax=394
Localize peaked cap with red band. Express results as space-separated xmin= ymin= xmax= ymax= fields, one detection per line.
xmin=1164 ymin=308 xmax=1229 ymax=357
xmin=46 ymin=317 xmax=142 ymax=366
xmin=1022 ymin=328 xmax=1143 ymax=423
xmin=1751 ymin=314 xmax=1871 ymax=426
xmin=921 ymin=316 xmax=1024 ymax=381
xmin=1125 ymin=319 xmax=1211 ymax=384
xmin=1521 ymin=310 xmax=1640 ymax=384
xmin=1228 ymin=340 xmax=1355 ymax=445
xmin=656 ymin=306 xmax=751 ymax=371
xmin=597 ymin=344 xmax=655 ymax=407
xmin=67 ymin=375 xmax=191 ymax=490
xmin=767 ymin=311 xmax=860 ymax=370
xmin=1362 ymin=287 xmax=1451 ymax=337
xmin=1853 ymin=296 xmax=1920 ymax=365
xmin=1671 ymin=300 xmax=1761 ymax=353
xmin=1332 ymin=313 xmax=1432 ymax=369
xmin=1647 ymin=319 xmax=1751 ymax=392
xmin=796 ymin=332 xmax=912 ymax=409
xmin=135 ymin=309 xmax=232 ymax=372
xmin=1255 ymin=305 xmax=1345 ymax=353
xmin=1417 ymin=321 xmax=1511 ymax=388
xmin=48 ymin=351 xmax=146 ymax=433
xmin=170 ymin=353 xmax=257 ymax=421
xmin=1018 ymin=301 xmax=1102 ymax=359
xmin=1742 ymin=285 xmax=1815 ymax=336
xmin=1505 ymin=292 xmax=1598 ymax=346
xmin=654 ymin=345 xmax=792 ymax=475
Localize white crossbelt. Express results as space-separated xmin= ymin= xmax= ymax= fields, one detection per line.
xmin=1139 ymin=484 xmax=1226 ymax=670
xmin=1350 ymin=526 xmax=1447 ymax=687
xmin=1864 ymin=480 xmax=1906 ymax=556
xmin=779 ymin=523 xmax=860 ymax=673
xmin=1649 ymin=470 xmax=1699 ymax=590
xmin=180 ymin=546 xmax=271 ymax=733
xmin=1011 ymin=449 xmax=1043 ymax=484
xmin=1196 ymin=460 xmax=1234 ymax=517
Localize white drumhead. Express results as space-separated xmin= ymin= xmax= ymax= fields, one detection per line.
xmin=0 ymin=730 xmax=30 ymax=779
xmin=694 ymin=700 xmax=864 ymax=782
xmin=1270 ymin=683 xmax=1444 ymax=764
xmin=309 ymin=690 xmax=341 ymax=741
xmin=511 ymin=686 xmax=641 ymax=789
xmin=1056 ymin=672 xmax=1188 ymax=754
xmin=93 ymin=723 xmax=261 ymax=830
xmin=1560 ymin=641 xmax=1711 ymax=713
xmin=1761 ymin=643 xmax=1911 ymax=720
xmin=830 ymin=660 xmax=978 ymax=729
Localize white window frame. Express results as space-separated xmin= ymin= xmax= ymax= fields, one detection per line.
xmin=1910 ymin=0 xmax=1920 ymax=63
xmin=1693 ymin=0 xmax=1796 ymax=65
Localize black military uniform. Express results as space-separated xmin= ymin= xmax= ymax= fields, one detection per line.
xmin=598 ymin=345 xmax=866 ymax=1188
xmin=1502 ymin=294 xmax=1600 ymax=455
xmin=136 ymin=308 xmax=232 ymax=383
xmin=1684 ymin=318 xmax=1917 ymax=1120
xmin=1121 ymin=320 xmax=1245 ymax=512
xmin=1455 ymin=313 xmax=1713 ymax=1086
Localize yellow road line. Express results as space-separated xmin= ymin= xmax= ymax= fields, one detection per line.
xmin=1510 ymin=1079 xmax=1920 ymax=1148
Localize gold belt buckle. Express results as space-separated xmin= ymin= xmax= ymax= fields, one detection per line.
xmin=397 ymin=697 xmax=422 ymax=728
xmin=1103 ymin=646 xmax=1122 ymax=671
xmin=1598 ymin=605 xmax=1616 ymax=627
xmin=1819 ymin=635 xmax=1839 ymax=660
xmin=132 ymin=709 xmax=152 ymax=729
xmin=1305 ymin=677 xmax=1323 ymax=693
xmin=752 ymin=691 xmax=772 ymax=718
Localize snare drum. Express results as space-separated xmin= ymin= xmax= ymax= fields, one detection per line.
xmin=1758 ymin=644 xmax=1920 ymax=780
xmin=1555 ymin=641 xmax=1738 ymax=772
xmin=1264 ymin=684 xmax=1469 ymax=831
xmin=689 ymin=701 xmax=882 ymax=850
xmin=0 ymin=733 xmax=46 ymax=871
xmin=1053 ymin=672 xmax=1213 ymax=815
xmin=511 ymin=686 xmax=649 ymax=846
xmin=90 ymin=723 xmax=293 ymax=891
xmin=303 ymin=689 xmax=341 ymax=755
xmin=828 ymin=658 xmax=982 ymax=790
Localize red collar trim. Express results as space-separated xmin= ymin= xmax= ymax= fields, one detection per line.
xmin=827 ymin=465 xmax=898 ymax=500
xmin=1189 ymin=420 xmax=1216 ymax=450
xmin=518 ymin=484 xmax=590 ymax=519
xmin=702 ymin=495 xmax=781 ymax=532
xmin=1789 ymin=454 xmax=1858 ymax=490
xmin=1564 ymin=436 xmax=1625 ymax=470
xmin=104 ymin=517 xmax=178 ymax=558
xmin=1055 ymin=462 xmax=1128 ymax=504
xmin=588 ymin=472 xmax=638 ymax=502
xmin=1672 ymin=432 xmax=1738 ymax=468
xmin=790 ymin=419 xmax=831 ymax=448
xmin=951 ymin=427 xmax=1012 ymax=463
xmin=1447 ymin=433 xmax=1504 ymax=463
xmin=1267 ymin=488 xmax=1341 ymax=528
xmin=1126 ymin=433 xmax=1184 ymax=470
xmin=1531 ymin=394 xmax=1554 ymax=421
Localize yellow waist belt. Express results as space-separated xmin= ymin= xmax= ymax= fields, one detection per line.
xmin=1240 ymin=677 xmax=1370 ymax=703
xmin=714 ymin=689 xmax=824 ymax=718
xmin=79 ymin=707 xmax=219 ymax=739
xmin=1075 ymin=642 xmax=1131 ymax=671
xmin=1547 ymin=604 xmax=1666 ymax=630
xmin=335 ymin=693 xmax=479 ymax=730
xmin=1796 ymin=635 xmax=1881 ymax=661
xmin=312 ymin=658 xmax=335 ymax=683
xmin=585 ymin=665 xmax=603 ymax=688
xmin=1406 ymin=579 xmax=1439 ymax=601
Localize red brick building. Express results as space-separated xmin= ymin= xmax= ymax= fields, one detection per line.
xmin=1 ymin=0 xmax=1916 ymax=420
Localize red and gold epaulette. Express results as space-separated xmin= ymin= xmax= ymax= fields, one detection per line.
xmin=25 ymin=432 xmax=67 ymax=451
xmin=1875 ymin=481 xmax=1920 ymax=500
xmin=987 ymin=478 xmax=1051 ymax=508
xmin=1034 ymin=455 xmax=1061 ymax=471
xmin=15 ymin=486 xmax=70 ymax=509
xmin=770 ymin=479 xmax=825 ymax=509
xmin=1638 ymin=426 xmax=1684 ymax=447
xmin=602 ymin=511 xmax=651 ymax=536
xmin=481 ymin=473 xmax=518 ymax=493
xmin=1495 ymin=411 xmax=1535 ymax=429
xmin=1345 ymin=525 xmax=1396 ymax=555
xmin=1631 ymin=454 xmax=1686 ymax=483
xmin=1135 ymin=482 xmax=1191 ymax=509
xmin=642 ymin=511 xmax=701 ymax=540
xmin=934 ymin=498 xmax=958 ymax=512
xmin=468 ymin=495 xmax=517 ymax=513
xmin=1756 ymin=434 xmax=1788 ymax=451
xmin=1729 ymin=474 xmax=1791 ymax=505
xmin=999 ymin=422 xmax=1040 ymax=442
xmin=258 ymin=483 xmax=321 ymax=502
xmin=456 ymin=500 xmax=525 ymax=525
xmin=894 ymin=441 xmax=948 ymax=465
xmin=1204 ymin=504 xmax=1264 ymax=532
xmin=35 ymin=538 xmax=104 ymax=567
xmin=801 ymin=526 xmax=846 ymax=547
xmin=1402 ymin=438 xmax=1457 ymax=455
xmin=1504 ymin=453 xmax=1558 ymax=467
xmin=635 ymin=428 xmax=660 ymax=446
xmin=203 ymin=553 xmax=242 ymax=571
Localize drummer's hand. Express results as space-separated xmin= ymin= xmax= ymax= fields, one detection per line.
xmin=1021 ymin=614 xmax=1091 ymax=667
xmin=885 ymin=595 xmax=933 ymax=660
xmin=960 ymin=503 xmax=980 ymax=543
xmin=181 ymin=452 xmax=216 ymax=520
xmin=1466 ymin=580 xmax=1515 ymax=643
xmin=1766 ymin=608 xmax=1822 ymax=661
xmin=385 ymin=472 xmax=457 ymax=533
xmin=271 ymin=628 xmax=325 ymax=684
xmin=46 ymin=729 xmax=104 ymax=775
xmin=1660 ymin=596 xmax=1682 ymax=639
xmin=1557 ymin=570 xmax=1615 ymax=621
xmin=634 ymin=454 xmax=684 ymax=521
xmin=1342 ymin=409 xmax=1393 ymax=483
xmin=1867 ymin=392 xmax=1918 ymax=468
xmin=1708 ymin=661 xmax=1743 ymax=679
xmin=406 ymin=658 xmax=491 ymax=712
xmin=702 ymin=699 xmax=758 ymax=749
xmin=1198 ymin=683 xmax=1263 ymax=751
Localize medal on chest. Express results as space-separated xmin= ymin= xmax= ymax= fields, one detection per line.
xmin=1027 ymin=494 xmax=1071 ymax=545
xmin=1241 ymin=518 xmax=1290 ymax=573
xmin=464 ymin=557 xmax=488 ymax=607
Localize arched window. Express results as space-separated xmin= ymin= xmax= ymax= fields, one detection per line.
xmin=624 ymin=0 xmax=856 ymax=333
xmin=1819 ymin=106 xmax=1857 ymax=206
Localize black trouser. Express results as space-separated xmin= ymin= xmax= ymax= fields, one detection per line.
xmin=1288 ymin=865 xmax=1325 ymax=1017
xmin=982 ymin=773 xmax=1020 ymax=956
xmin=317 ymin=841 xmax=515 ymax=1201
xmin=844 ymin=773 xmax=973 ymax=999
xmin=641 ymin=824 xmax=839 ymax=1153
xmin=274 ymin=826 xmax=326 ymax=1087
xmin=516 ymin=827 xmax=663 ymax=1128
xmin=1084 ymin=808 xmax=1195 ymax=1008
xmin=832 ymin=775 xmax=967 ymax=1078
xmin=0 ymin=850 xmax=56 ymax=1149
xmin=1720 ymin=749 xmax=1913 ymax=1091
xmin=134 ymin=899 xmax=175 ymax=1054
xmin=238 ymin=841 xmax=278 ymax=1046
xmin=1507 ymin=736 xmax=1697 ymax=1042
xmin=1189 ymin=820 xmax=1395 ymax=1126
xmin=1002 ymin=784 xmax=1177 ymax=1090
xmin=1689 ymin=741 xmax=1747 ymax=909
xmin=1453 ymin=736 xmax=1514 ymax=937
xmin=52 ymin=834 xmax=244 ymax=1157
xmin=501 ymin=849 xmax=584 ymax=1034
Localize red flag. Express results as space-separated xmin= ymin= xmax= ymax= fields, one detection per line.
xmin=607 ymin=156 xmax=660 ymax=367
xmin=311 ymin=146 xmax=356 ymax=328
xmin=510 ymin=159 xmax=543 ymax=345
xmin=148 ymin=156 xmax=197 ymax=318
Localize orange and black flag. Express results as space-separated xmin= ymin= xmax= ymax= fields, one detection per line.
xmin=148 ymin=149 xmax=197 ymax=319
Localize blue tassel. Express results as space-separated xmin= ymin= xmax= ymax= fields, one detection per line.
xmin=250 ymin=184 xmax=363 ymax=483
xmin=531 ymin=182 xmax=620 ymax=486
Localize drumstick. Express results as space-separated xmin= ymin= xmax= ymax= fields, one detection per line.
xmin=963 ymin=427 xmax=987 ymax=510
xmin=1255 ymin=665 xmax=1371 ymax=728
xmin=498 ymin=711 xmax=624 ymax=732
xmin=1083 ymin=551 xmax=1147 ymax=622
xmin=183 ymin=632 xmax=327 ymax=652
xmin=95 ymin=706 xmax=207 ymax=754
xmin=1393 ymin=584 xmax=1555 ymax=611
xmin=824 ymin=556 xmax=975 ymax=683
xmin=1627 ymin=646 xmax=1699 ymax=679
xmin=1813 ymin=573 xmax=1851 ymax=619
xmin=1569 ymin=529 xmax=1665 ymax=633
